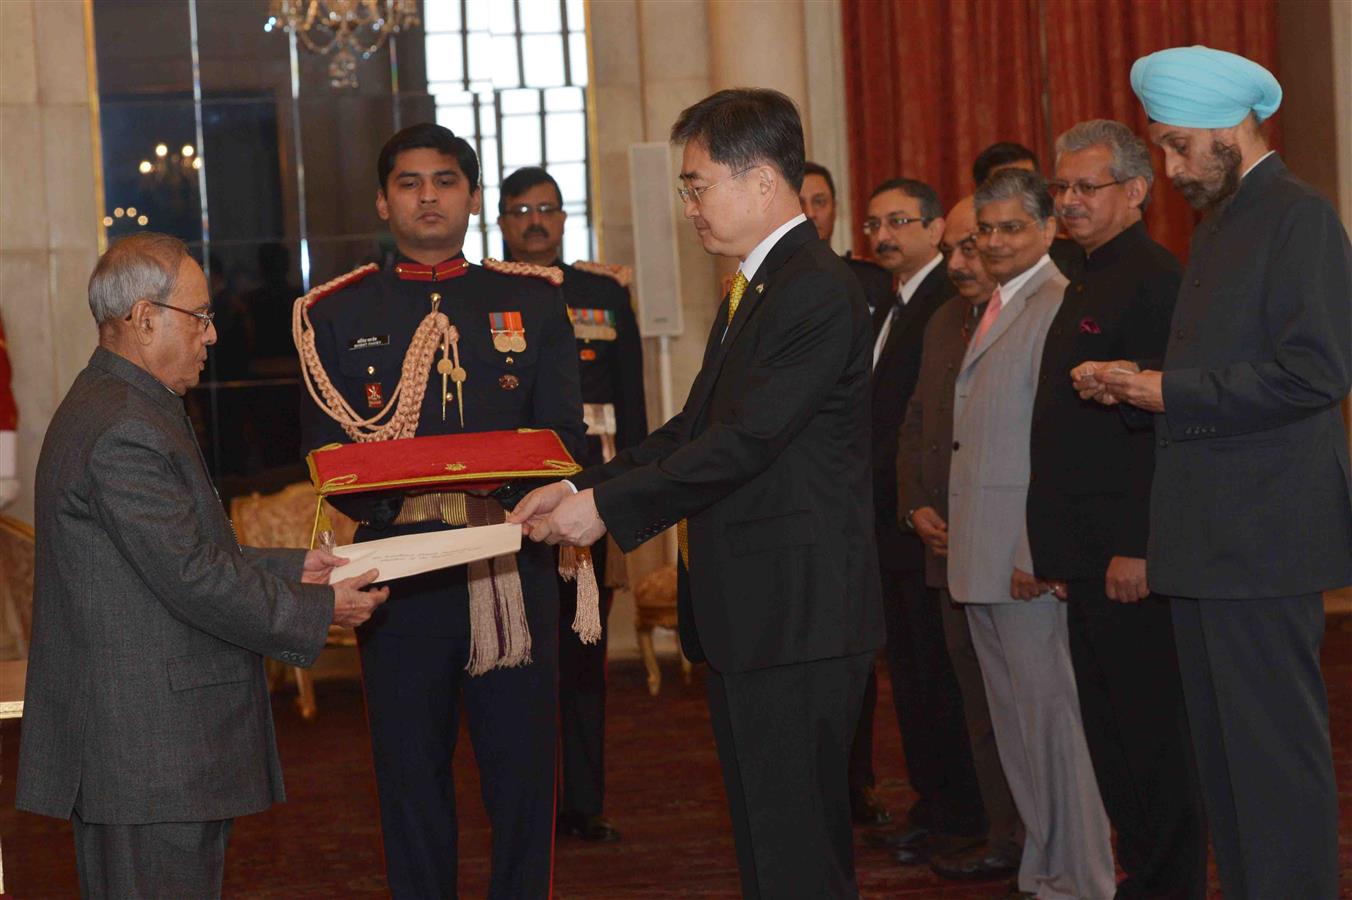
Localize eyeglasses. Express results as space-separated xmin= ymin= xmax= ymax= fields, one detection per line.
xmin=1047 ymin=178 xmax=1124 ymax=199
xmin=150 ymin=301 xmax=215 ymax=330
xmin=502 ymin=202 xmax=563 ymax=217
xmin=861 ymin=214 xmax=933 ymax=235
xmin=976 ymin=218 xmax=1046 ymax=238
xmin=677 ymin=168 xmax=751 ymax=205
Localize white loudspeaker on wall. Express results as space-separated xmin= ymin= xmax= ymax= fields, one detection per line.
xmin=628 ymin=143 xmax=685 ymax=339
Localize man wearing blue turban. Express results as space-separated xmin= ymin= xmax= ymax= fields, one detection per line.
xmin=1074 ymin=45 xmax=1350 ymax=900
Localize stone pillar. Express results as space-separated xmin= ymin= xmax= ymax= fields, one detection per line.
xmin=0 ymin=0 xmax=102 ymax=525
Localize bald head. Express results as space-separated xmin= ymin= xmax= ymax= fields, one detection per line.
xmin=941 ymin=196 xmax=996 ymax=305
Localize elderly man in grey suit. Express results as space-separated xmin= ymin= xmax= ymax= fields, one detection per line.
xmin=946 ymin=170 xmax=1114 ymax=900
xmin=16 ymin=233 xmax=389 ymax=898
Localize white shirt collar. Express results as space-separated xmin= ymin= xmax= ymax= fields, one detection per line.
xmin=996 ymin=254 xmax=1052 ymax=302
xmin=1241 ymin=149 xmax=1276 ymax=181
xmin=896 ymin=252 xmax=943 ymax=306
xmin=739 ymin=214 xmax=807 ymax=283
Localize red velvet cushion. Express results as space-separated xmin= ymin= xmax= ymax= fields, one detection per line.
xmin=307 ymin=429 xmax=580 ymax=495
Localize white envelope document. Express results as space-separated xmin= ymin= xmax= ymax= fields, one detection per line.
xmin=329 ymin=523 xmax=523 ymax=583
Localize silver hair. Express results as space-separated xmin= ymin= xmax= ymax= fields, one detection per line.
xmin=974 ymin=168 xmax=1053 ymax=220
xmin=1054 ymin=119 xmax=1154 ymax=191
xmin=87 ymin=233 xmax=189 ymax=325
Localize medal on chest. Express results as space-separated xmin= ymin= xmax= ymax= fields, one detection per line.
xmin=490 ymin=311 xmax=527 ymax=354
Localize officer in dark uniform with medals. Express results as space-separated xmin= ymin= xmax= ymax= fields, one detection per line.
xmin=298 ymin=124 xmax=586 ymax=899
xmin=498 ymin=166 xmax=648 ymax=843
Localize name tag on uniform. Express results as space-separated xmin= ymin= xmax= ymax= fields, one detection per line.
xmin=348 ymin=334 xmax=390 ymax=350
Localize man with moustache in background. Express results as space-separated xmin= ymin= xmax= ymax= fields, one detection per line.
xmin=1028 ymin=119 xmax=1204 ymax=899
xmin=896 ymin=196 xmax=1023 ymax=884
xmin=798 ymin=160 xmax=890 ymax=827
xmin=862 ymin=179 xmax=986 ymax=867
xmin=1078 ymin=48 xmax=1351 ymax=899
xmin=498 ymin=165 xmax=647 ymax=844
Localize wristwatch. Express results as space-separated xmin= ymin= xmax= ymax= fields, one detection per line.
xmin=903 ymin=508 xmax=918 ymax=531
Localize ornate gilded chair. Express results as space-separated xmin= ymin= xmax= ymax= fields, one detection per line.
xmin=230 ymin=482 xmax=357 ymax=721
xmin=631 ymin=563 xmax=692 ymax=695
xmin=0 ymin=514 xmax=35 ymax=661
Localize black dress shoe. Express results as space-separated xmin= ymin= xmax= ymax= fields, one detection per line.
xmin=556 ymin=812 xmax=622 ymax=842
xmin=863 ymin=825 xmax=929 ymax=850
xmin=930 ymin=842 xmax=1021 ymax=882
xmin=849 ymin=786 xmax=892 ymax=826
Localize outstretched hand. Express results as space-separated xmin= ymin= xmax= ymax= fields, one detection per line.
xmin=509 ymin=484 xmax=607 ymax=547
xmin=302 ymin=548 xmax=349 ymax=585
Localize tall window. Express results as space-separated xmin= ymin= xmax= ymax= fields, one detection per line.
xmin=424 ymin=0 xmax=592 ymax=263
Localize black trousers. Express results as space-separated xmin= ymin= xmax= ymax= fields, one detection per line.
xmin=1066 ymin=583 xmax=1205 ymax=899
xmin=880 ymin=568 xmax=985 ymax=836
xmin=558 ymin=538 xmax=613 ymax=818
xmin=847 ymin=669 xmax=877 ymax=793
xmin=72 ymin=810 xmax=233 ymax=899
xmin=1170 ymin=593 xmax=1338 ymax=900
xmin=706 ymin=651 xmax=874 ymax=900
xmin=358 ymin=597 xmax=559 ymax=899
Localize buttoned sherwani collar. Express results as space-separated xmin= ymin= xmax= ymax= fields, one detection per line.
xmin=89 ymin=346 xmax=184 ymax=414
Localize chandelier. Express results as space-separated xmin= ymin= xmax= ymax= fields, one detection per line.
xmin=264 ymin=1 xmax=421 ymax=90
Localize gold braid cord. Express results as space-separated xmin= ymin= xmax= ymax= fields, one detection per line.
xmin=481 ymin=257 xmax=565 ymax=286
xmin=292 ymin=265 xmax=461 ymax=443
xmin=571 ymin=259 xmax=633 ymax=288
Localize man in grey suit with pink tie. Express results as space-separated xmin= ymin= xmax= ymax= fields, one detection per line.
xmin=945 ymin=170 xmax=1114 ymax=900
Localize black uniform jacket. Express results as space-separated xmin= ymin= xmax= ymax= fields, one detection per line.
xmin=872 ymin=262 xmax=956 ymax=573
xmin=1027 ymin=221 xmax=1180 ymax=580
xmin=1150 ymin=154 xmax=1352 ymax=599
xmin=300 ymin=256 xmax=586 ymax=634
xmin=559 ymin=261 xmax=648 ymax=463
xmin=572 ymin=220 xmax=884 ymax=673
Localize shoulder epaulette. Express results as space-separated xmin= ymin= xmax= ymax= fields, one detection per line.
xmin=481 ymin=258 xmax=564 ymax=286
xmin=301 ymin=263 xmax=379 ymax=308
xmin=571 ymin=260 xmax=633 ymax=288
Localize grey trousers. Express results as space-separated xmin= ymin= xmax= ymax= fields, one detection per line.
xmin=937 ymin=588 xmax=1022 ymax=852
xmin=964 ymin=601 xmax=1114 ymax=900
xmin=72 ymin=810 xmax=233 ymax=899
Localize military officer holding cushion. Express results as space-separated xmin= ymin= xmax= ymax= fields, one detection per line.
xmin=499 ymin=165 xmax=648 ymax=843
xmin=298 ymin=123 xmax=586 ymax=899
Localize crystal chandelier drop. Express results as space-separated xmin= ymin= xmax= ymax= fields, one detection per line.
xmin=264 ymin=0 xmax=421 ymax=89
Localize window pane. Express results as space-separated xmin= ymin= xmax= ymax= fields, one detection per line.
xmin=482 ymin=186 xmax=501 ymax=219
xmin=518 ymin=0 xmax=562 ymax=33
xmin=500 ymin=89 xmax=540 ymax=115
xmin=545 ymin=111 xmax=586 ymax=164
xmin=550 ymin=162 xmax=586 ymax=206
xmin=465 ymin=0 xmax=492 ymax=31
xmin=423 ymin=0 xmax=462 ymax=32
xmin=479 ymin=140 xmax=501 ymax=187
xmin=468 ymin=32 xmax=494 ymax=83
xmin=500 ymin=116 xmax=542 ymax=167
xmin=565 ymin=0 xmax=585 ymax=31
xmin=436 ymin=103 xmax=477 ymax=138
xmin=463 ymin=229 xmax=486 ymax=264
xmin=425 ymin=33 xmax=464 ymax=84
xmin=522 ymin=34 xmax=566 ymax=87
xmin=544 ymin=86 xmax=584 ymax=112
xmin=491 ymin=34 xmax=521 ymax=88
xmin=563 ymin=225 xmax=591 ymax=263
xmin=489 ymin=0 xmax=518 ymax=35
xmin=569 ymin=32 xmax=589 ymax=86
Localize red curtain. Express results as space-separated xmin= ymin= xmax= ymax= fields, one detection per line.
xmin=841 ymin=0 xmax=1278 ymax=260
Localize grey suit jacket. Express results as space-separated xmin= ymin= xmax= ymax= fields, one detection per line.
xmin=17 ymin=348 xmax=333 ymax=825
xmin=946 ymin=260 xmax=1066 ymax=605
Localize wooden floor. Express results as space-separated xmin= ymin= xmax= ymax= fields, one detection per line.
xmin=3 ymin=622 xmax=1350 ymax=898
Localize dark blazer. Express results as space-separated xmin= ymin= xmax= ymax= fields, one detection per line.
xmin=17 ymin=348 xmax=333 ymax=824
xmin=1150 ymin=154 xmax=1352 ymax=599
xmin=897 ymin=294 xmax=980 ymax=588
xmin=572 ymin=219 xmax=883 ymax=672
xmin=1027 ymin=222 xmax=1180 ymax=580
xmin=871 ymin=261 xmax=955 ymax=572
xmin=843 ymin=254 xmax=894 ymax=319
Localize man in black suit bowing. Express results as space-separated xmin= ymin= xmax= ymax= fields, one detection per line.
xmin=863 ymin=179 xmax=985 ymax=865
xmin=512 ymin=88 xmax=882 ymax=898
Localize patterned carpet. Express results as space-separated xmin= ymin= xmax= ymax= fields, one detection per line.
xmin=3 ymin=624 xmax=1349 ymax=898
